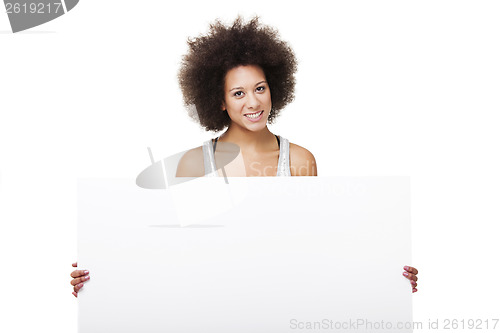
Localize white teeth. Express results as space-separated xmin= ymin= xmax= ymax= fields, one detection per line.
xmin=245 ymin=111 xmax=263 ymax=119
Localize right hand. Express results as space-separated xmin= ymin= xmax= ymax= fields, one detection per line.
xmin=70 ymin=262 xmax=89 ymax=297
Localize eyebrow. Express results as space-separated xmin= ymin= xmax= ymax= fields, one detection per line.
xmin=229 ymin=80 xmax=267 ymax=92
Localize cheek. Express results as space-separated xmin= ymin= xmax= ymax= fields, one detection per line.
xmin=229 ymin=99 xmax=244 ymax=109
xmin=264 ymin=92 xmax=272 ymax=106
xmin=225 ymin=101 xmax=240 ymax=115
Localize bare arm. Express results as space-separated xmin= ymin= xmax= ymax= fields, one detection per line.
xmin=289 ymin=143 xmax=317 ymax=176
xmin=175 ymin=147 xmax=205 ymax=177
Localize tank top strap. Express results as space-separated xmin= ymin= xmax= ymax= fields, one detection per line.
xmin=202 ymin=139 xmax=218 ymax=177
xmin=202 ymin=135 xmax=291 ymax=177
xmin=276 ymin=135 xmax=291 ymax=176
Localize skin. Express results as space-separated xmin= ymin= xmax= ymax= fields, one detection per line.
xmin=70 ymin=262 xmax=88 ymax=297
xmin=220 ymin=65 xmax=316 ymax=177
xmin=176 ymin=65 xmax=318 ymax=177
xmin=72 ymin=64 xmax=418 ymax=295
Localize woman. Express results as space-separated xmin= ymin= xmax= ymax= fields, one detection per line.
xmin=71 ymin=17 xmax=418 ymax=296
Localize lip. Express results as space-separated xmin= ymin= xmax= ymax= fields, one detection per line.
xmin=244 ymin=110 xmax=264 ymax=122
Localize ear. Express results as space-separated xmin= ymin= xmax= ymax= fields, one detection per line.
xmin=221 ymin=101 xmax=226 ymax=111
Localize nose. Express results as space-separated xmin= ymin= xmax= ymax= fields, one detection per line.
xmin=246 ymin=92 xmax=260 ymax=110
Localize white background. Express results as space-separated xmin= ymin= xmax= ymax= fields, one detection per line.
xmin=0 ymin=0 xmax=499 ymax=332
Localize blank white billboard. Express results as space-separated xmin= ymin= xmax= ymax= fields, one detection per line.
xmin=78 ymin=177 xmax=412 ymax=332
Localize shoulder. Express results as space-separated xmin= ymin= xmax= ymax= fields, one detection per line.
xmin=288 ymin=142 xmax=317 ymax=176
xmin=176 ymin=146 xmax=205 ymax=177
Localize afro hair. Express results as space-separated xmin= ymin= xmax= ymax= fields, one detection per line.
xmin=178 ymin=16 xmax=298 ymax=132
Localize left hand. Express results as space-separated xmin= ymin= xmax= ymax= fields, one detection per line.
xmin=403 ymin=266 xmax=418 ymax=293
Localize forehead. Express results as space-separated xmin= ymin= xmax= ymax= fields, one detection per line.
xmin=224 ymin=65 xmax=266 ymax=87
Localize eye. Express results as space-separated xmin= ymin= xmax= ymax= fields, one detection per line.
xmin=233 ymin=91 xmax=244 ymax=98
xmin=256 ymin=86 xmax=266 ymax=92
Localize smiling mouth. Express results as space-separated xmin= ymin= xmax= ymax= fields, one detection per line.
xmin=244 ymin=111 xmax=264 ymax=119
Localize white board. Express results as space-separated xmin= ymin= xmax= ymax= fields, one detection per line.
xmin=78 ymin=177 xmax=412 ymax=332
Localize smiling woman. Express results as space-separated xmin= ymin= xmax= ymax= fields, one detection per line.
xmin=70 ymin=16 xmax=418 ymax=297
xmin=175 ymin=17 xmax=317 ymax=177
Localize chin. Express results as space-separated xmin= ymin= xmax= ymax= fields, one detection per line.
xmin=242 ymin=112 xmax=270 ymax=131
xmin=243 ymin=121 xmax=268 ymax=132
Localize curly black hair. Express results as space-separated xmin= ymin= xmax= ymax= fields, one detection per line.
xmin=178 ymin=17 xmax=298 ymax=132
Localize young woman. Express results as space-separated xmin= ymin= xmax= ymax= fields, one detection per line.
xmin=175 ymin=17 xmax=316 ymax=178
xmin=71 ymin=17 xmax=418 ymax=296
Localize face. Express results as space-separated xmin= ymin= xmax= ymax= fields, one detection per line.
xmin=221 ymin=65 xmax=272 ymax=132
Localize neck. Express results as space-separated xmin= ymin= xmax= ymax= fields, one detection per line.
xmin=219 ymin=123 xmax=276 ymax=152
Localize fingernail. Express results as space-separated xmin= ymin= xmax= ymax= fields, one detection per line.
xmin=84 ymin=270 xmax=89 ymax=275
xmin=78 ymin=283 xmax=84 ymax=288
xmin=411 ymin=280 xmax=416 ymax=285
xmin=404 ymin=266 xmax=409 ymax=270
xmin=84 ymin=276 xmax=90 ymax=280
xmin=403 ymin=272 xmax=408 ymax=277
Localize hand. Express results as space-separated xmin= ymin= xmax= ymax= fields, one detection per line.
xmin=403 ymin=266 xmax=418 ymax=293
xmin=70 ymin=262 xmax=90 ymax=298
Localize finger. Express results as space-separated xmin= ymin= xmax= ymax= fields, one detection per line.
xmin=72 ymin=262 xmax=77 ymax=267
xmin=412 ymin=288 xmax=418 ymax=293
xmin=402 ymin=271 xmax=418 ymax=282
xmin=410 ymin=280 xmax=418 ymax=288
xmin=70 ymin=275 xmax=90 ymax=286
xmin=72 ymin=291 xmax=78 ymax=298
xmin=74 ymin=282 xmax=84 ymax=293
xmin=70 ymin=270 xmax=89 ymax=278
xmin=404 ymin=266 xmax=418 ymax=275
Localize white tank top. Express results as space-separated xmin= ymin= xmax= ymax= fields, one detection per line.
xmin=202 ymin=135 xmax=291 ymax=177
